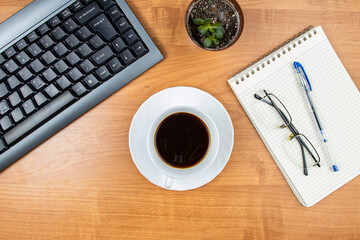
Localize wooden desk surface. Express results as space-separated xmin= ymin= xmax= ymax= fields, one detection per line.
xmin=0 ymin=0 xmax=359 ymax=239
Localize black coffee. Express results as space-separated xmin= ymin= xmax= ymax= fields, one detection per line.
xmin=155 ymin=112 xmax=210 ymax=168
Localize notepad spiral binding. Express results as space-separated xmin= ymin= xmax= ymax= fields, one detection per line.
xmin=233 ymin=25 xmax=317 ymax=84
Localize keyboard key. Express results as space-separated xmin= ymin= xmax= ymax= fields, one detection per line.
xmin=0 ymin=116 xmax=14 ymax=132
xmin=15 ymin=51 xmax=31 ymax=65
xmin=131 ymin=41 xmax=148 ymax=57
xmin=89 ymin=35 xmax=105 ymax=49
xmin=119 ymin=49 xmax=135 ymax=65
xmin=51 ymin=26 xmax=66 ymax=41
xmin=72 ymin=1 xmax=84 ymax=12
xmin=54 ymin=60 xmax=69 ymax=74
xmin=44 ymin=84 xmax=60 ymax=98
xmin=89 ymin=13 xmax=118 ymax=41
xmin=34 ymin=92 xmax=49 ymax=107
xmin=60 ymin=8 xmax=72 ymax=20
xmin=74 ymin=2 xmax=102 ymax=25
xmin=98 ymin=0 xmax=114 ymax=9
xmin=0 ymin=83 xmax=9 ymax=98
xmin=0 ymin=138 xmax=7 ymax=153
xmin=49 ymin=16 xmax=61 ymax=27
xmin=27 ymin=31 xmax=38 ymax=43
xmin=11 ymin=108 xmax=25 ymax=123
xmin=112 ymin=37 xmax=127 ymax=53
xmin=72 ymin=82 xmax=88 ymax=96
xmin=56 ymin=76 xmax=71 ymax=90
xmin=4 ymin=91 xmax=75 ymax=145
xmin=5 ymin=47 xmax=16 ymax=58
xmin=20 ymin=84 xmax=34 ymax=99
xmin=66 ymin=52 xmax=81 ymax=66
xmin=123 ymin=29 xmax=139 ymax=45
xmin=77 ymin=43 xmax=93 ymax=58
xmin=41 ymin=51 xmax=57 ymax=65
xmin=31 ymin=77 xmax=46 ymax=90
xmin=53 ymin=42 xmax=69 ymax=57
xmin=68 ymin=67 xmax=82 ymax=82
xmin=29 ymin=59 xmax=45 ymax=73
xmin=22 ymin=99 xmax=36 ymax=115
xmin=0 ymin=54 xmax=5 ymax=65
xmin=108 ymin=57 xmax=124 ymax=73
xmin=0 ymin=69 xmax=6 ymax=80
xmin=80 ymin=60 xmax=95 ymax=73
xmin=0 ymin=100 xmax=10 ymax=115
xmin=42 ymin=68 xmax=57 ymax=82
xmin=7 ymin=76 xmax=21 ymax=90
xmin=91 ymin=45 xmax=114 ymax=65
xmin=83 ymin=74 xmax=99 ymax=88
xmin=4 ymin=59 xmax=19 ymax=73
xmin=27 ymin=43 xmax=42 ymax=57
xmin=16 ymin=39 xmax=28 ymax=51
xmin=77 ymin=26 xmax=92 ymax=40
xmin=115 ymin=17 xmax=131 ymax=33
xmin=107 ymin=5 xmax=123 ymax=22
xmin=39 ymin=35 xmax=55 ymax=49
xmin=38 ymin=23 xmax=50 ymax=35
xmin=8 ymin=92 xmax=22 ymax=107
xmin=63 ymin=18 xmax=79 ymax=33
xmin=65 ymin=34 xmax=81 ymax=48
xmin=95 ymin=66 xmax=111 ymax=80
xmin=18 ymin=67 xmax=33 ymax=81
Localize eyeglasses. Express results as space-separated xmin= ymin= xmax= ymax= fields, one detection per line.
xmin=254 ymin=90 xmax=320 ymax=176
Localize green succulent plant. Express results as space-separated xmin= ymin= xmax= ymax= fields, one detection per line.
xmin=192 ymin=17 xmax=225 ymax=48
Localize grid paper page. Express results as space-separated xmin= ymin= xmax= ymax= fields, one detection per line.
xmin=228 ymin=26 xmax=360 ymax=207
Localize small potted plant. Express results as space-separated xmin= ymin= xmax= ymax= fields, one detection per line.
xmin=185 ymin=0 xmax=244 ymax=51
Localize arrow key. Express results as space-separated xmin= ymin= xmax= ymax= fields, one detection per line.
xmin=119 ymin=49 xmax=135 ymax=66
xmin=107 ymin=57 xmax=124 ymax=73
xmin=131 ymin=41 xmax=148 ymax=58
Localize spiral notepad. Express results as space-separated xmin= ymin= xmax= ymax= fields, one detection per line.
xmin=228 ymin=26 xmax=360 ymax=207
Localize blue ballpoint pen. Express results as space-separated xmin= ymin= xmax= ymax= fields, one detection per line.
xmin=294 ymin=61 xmax=339 ymax=172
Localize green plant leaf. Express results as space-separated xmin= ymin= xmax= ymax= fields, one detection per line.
xmin=197 ymin=25 xmax=209 ymax=36
xmin=204 ymin=18 xmax=213 ymax=24
xmin=202 ymin=37 xmax=212 ymax=48
xmin=212 ymin=22 xmax=225 ymax=32
xmin=212 ymin=22 xmax=222 ymax=28
xmin=213 ymin=38 xmax=219 ymax=45
xmin=192 ymin=18 xmax=204 ymax=25
xmin=208 ymin=27 xmax=215 ymax=33
xmin=213 ymin=28 xmax=224 ymax=39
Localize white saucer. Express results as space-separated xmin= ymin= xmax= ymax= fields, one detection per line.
xmin=129 ymin=87 xmax=234 ymax=190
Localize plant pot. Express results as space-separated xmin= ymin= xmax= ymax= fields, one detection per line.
xmin=185 ymin=0 xmax=244 ymax=51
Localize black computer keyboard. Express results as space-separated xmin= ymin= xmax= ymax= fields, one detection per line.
xmin=0 ymin=0 xmax=163 ymax=171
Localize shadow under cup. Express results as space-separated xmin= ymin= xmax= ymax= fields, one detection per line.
xmin=147 ymin=106 xmax=220 ymax=189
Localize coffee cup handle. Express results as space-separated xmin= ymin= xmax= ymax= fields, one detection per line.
xmin=165 ymin=176 xmax=174 ymax=189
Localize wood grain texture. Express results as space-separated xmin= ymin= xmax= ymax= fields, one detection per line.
xmin=0 ymin=0 xmax=359 ymax=239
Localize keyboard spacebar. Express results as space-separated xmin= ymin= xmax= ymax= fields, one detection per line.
xmin=4 ymin=91 xmax=76 ymax=145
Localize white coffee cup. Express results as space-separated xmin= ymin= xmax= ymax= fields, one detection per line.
xmin=147 ymin=105 xmax=220 ymax=189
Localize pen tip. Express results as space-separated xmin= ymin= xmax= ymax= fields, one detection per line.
xmin=332 ymin=165 xmax=339 ymax=172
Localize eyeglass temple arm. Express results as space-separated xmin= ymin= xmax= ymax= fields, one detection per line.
xmin=254 ymin=94 xmax=293 ymax=129
xmin=297 ymin=135 xmax=321 ymax=167
xmin=300 ymin=144 xmax=308 ymax=176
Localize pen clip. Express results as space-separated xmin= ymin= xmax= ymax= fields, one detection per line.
xmin=294 ymin=62 xmax=312 ymax=91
